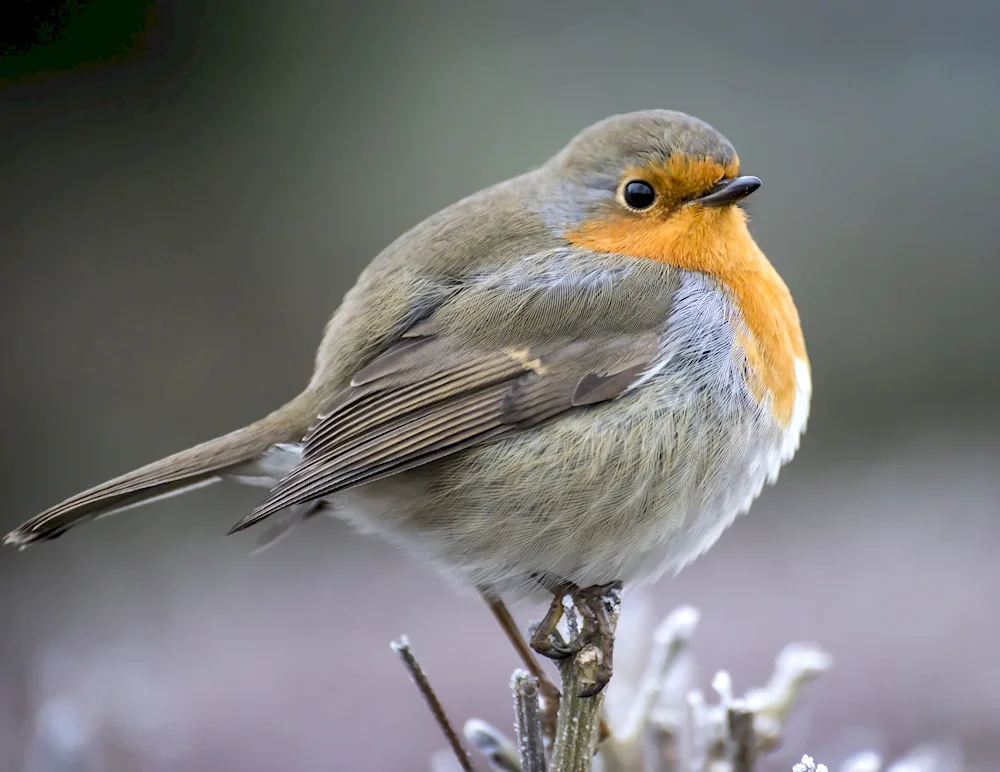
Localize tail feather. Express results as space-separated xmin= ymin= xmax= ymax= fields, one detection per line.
xmin=4 ymin=389 xmax=323 ymax=548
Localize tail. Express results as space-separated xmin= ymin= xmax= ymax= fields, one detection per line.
xmin=4 ymin=389 xmax=324 ymax=548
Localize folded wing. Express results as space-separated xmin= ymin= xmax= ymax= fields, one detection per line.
xmin=229 ymin=322 xmax=662 ymax=533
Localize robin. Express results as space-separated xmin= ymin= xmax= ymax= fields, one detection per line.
xmin=5 ymin=110 xmax=810 ymax=696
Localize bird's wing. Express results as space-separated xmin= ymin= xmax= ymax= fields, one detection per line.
xmin=229 ymin=323 xmax=663 ymax=533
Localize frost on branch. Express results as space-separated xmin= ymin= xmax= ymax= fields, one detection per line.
xmin=414 ymin=597 xmax=968 ymax=772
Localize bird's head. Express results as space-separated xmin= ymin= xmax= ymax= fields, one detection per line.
xmin=537 ymin=109 xmax=760 ymax=242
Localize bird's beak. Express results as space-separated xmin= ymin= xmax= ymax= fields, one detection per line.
xmin=696 ymin=175 xmax=761 ymax=207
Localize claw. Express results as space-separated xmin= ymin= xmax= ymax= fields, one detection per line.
xmin=532 ymin=633 xmax=583 ymax=660
xmin=529 ymin=588 xmax=582 ymax=659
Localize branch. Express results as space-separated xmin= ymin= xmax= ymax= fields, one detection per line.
xmin=746 ymin=643 xmax=833 ymax=752
xmin=390 ymin=635 xmax=473 ymax=772
xmin=619 ymin=605 xmax=700 ymax=745
xmin=726 ymin=706 xmax=756 ymax=772
xmin=484 ymin=594 xmax=564 ymax=743
xmin=549 ymin=586 xmax=623 ymax=772
xmin=415 ymin=598 xmax=839 ymax=772
xmin=512 ymin=670 xmax=547 ymax=772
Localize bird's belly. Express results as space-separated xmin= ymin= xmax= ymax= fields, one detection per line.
xmin=336 ymin=370 xmax=801 ymax=600
xmin=327 ymin=272 xmax=810 ymax=599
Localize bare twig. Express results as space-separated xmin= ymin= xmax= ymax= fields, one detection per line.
xmin=726 ymin=706 xmax=756 ymax=772
xmin=620 ymin=605 xmax=700 ymax=744
xmin=512 ymin=670 xmax=548 ymax=772
xmin=550 ymin=649 xmax=606 ymax=772
xmin=746 ymin=643 xmax=833 ymax=752
xmin=464 ymin=719 xmax=521 ymax=772
xmin=484 ymin=594 xmax=564 ymax=741
xmin=484 ymin=596 xmax=557 ymax=695
xmin=601 ymin=604 xmax=700 ymax=772
xmin=417 ymin=599 xmax=841 ymax=772
xmin=391 ymin=635 xmax=474 ymax=772
xmin=486 ymin=594 xmax=614 ymax=745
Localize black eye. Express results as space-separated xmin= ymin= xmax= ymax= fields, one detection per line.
xmin=622 ymin=180 xmax=656 ymax=210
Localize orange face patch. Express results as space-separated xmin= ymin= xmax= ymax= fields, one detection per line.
xmin=620 ymin=154 xmax=741 ymax=207
xmin=566 ymin=201 xmax=807 ymax=426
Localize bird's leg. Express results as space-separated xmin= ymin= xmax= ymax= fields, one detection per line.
xmin=573 ymin=581 xmax=622 ymax=697
xmin=528 ymin=581 xmax=583 ymax=660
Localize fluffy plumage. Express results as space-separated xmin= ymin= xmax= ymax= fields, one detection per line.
xmin=6 ymin=109 xmax=809 ymax=605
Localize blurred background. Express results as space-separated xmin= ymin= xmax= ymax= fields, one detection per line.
xmin=2 ymin=1 xmax=999 ymax=770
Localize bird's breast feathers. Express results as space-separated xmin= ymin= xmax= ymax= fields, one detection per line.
xmin=638 ymin=268 xmax=810 ymax=459
xmin=565 ymin=202 xmax=808 ymax=429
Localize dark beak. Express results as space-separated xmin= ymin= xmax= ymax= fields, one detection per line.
xmin=697 ymin=175 xmax=761 ymax=207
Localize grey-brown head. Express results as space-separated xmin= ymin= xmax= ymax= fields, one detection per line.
xmin=535 ymin=109 xmax=760 ymax=233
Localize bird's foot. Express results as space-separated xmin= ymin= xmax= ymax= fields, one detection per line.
xmin=529 ymin=583 xmax=583 ymax=659
xmin=574 ymin=581 xmax=621 ymax=697
xmin=529 ymin=580 xmax=623 ymax=697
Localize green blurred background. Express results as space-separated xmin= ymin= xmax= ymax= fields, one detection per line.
xmin=2 ymin=1 xmax=999 ymax=770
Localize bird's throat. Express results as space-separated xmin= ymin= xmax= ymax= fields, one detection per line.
xmin=566 ymin=206 xmax=808 ymax=425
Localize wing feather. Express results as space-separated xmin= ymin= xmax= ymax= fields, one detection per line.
xmin=304 ymin=344 xmax=523 ymax=457
xmin=229 ymin=325 xmax=664 ymax=533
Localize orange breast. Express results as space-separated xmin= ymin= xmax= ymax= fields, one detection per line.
xmin=567 ymin=206 xmax=808 ymax=426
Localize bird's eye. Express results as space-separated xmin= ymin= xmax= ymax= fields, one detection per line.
xmin=622 ymin=180 xmax=656 ymax=210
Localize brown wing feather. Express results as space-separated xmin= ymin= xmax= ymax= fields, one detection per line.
xmin=229 ymin=332 xmax=662 ymax=533
xmin=304 ymin=344 xmax=524 ymax=457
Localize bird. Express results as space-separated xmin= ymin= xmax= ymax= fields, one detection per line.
xmin=5 ymin=109 xmax=810 ymax=695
